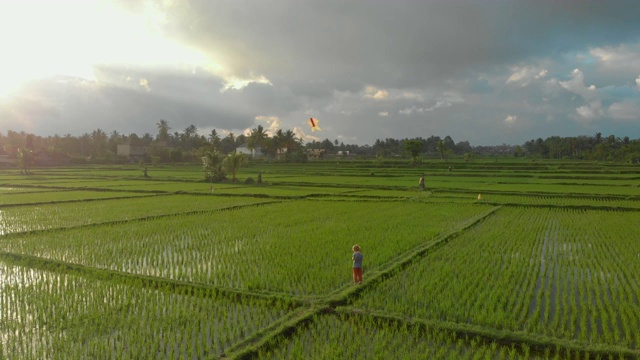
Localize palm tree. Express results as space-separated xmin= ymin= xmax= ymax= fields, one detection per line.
xmin=223 ymin=151 xmax=247 ymax=181
xmin=437 ymin=140 xmax=447 ymax=160
xmin=156 ymin=120 xmax=170 ymax=142
xmin=180 ymin=125 xmax=198 ymax=151
xmin=201 ymin=149 xmax=225 ymax=182
xmin=209 ymin=129 xmax=221 ymax=150
xmin=17 ymin=147 xmax=33 ymax=174
xmin=282 ymin=130 xmax=298 ymax=154
xmin=183 ymin=125 xmax=198 ymax=138
xmin=271 ymin=129 xmax=285 ymax=157
xmin=91 ymin=128 xmax=107 ymax=155
xmin=108 ymin=130 xmax=121 ymax=153
xmin=247 ymin=125 xmax=268 ymax=155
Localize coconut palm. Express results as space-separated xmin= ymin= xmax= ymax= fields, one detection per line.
xmin=201 ymin=149 xmax=225 ymax=182
xmin=209 ymin=129 xmax=221 ymax=150
xmin=223 ymin=151 xmax=247 ymax=181
xmin=247 ymin=125 xmax=269 ymax=155
xmin=156 ymin=120 xmax=170 ymax=142
xmin=437 ymin=140 xmax=447 ymax=160
xmin=271 ymin=129 xmax=285 ymax=157
xmin=282 ymin=130 xmax=299 ymax=153
xmin=17 ymin=147 xmax=33 ymax=174
xmin=91 ymin=128 xmax=107 ymax=155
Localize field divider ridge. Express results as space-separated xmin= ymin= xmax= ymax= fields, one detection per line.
xmin=479 ymin=201 xmax=640 ymax=212
xmin=324 ymin=205 xmax=502 ymax=306
xmin=442 ymin=188 xmax=640 ymax=201
xmin=331 ymin=307 xmax=640 ymax=360
xmin=0 ymin=193 xmax=166 ymax=209
xmin=219 ymin=205 xmax=501 ymax=359
xmin=0 ymin=251 xmax=306 ymax=307
xmin=0 ymin=183 xmax=172 ymax=194
xmin=221 ymin=201 xmax=640 ymax=359
xmin=218 ymin=304 xmax=329 ymax=360
xmin=0 ymin=200 xmax=286 ymax=239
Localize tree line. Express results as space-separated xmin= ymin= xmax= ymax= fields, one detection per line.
xmin=1 ymin=120 xmax=639 ymax=169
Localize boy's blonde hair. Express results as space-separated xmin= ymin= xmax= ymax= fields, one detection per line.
xmin=352 ymin=244 xmax=360 ymax=252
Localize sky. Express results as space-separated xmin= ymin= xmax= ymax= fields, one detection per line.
xmin=1 ymin=0 xmax=639 ymax=146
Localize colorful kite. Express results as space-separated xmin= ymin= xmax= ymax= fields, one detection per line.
xmin=308 ymin=117 xmax=322 ymax=132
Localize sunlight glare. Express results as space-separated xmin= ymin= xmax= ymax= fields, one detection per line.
xmin=0 ymin=0 xmax=219 ymax=97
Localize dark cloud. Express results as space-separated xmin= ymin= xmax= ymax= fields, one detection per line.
xmin=2 ymin=0 xmax=640 ymax=145
xmin=164 ymin=0 xmax=640 ymax=86
xmin=1 ymin=73 xmax=255 ymax=136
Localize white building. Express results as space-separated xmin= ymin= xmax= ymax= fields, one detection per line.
xmin=236 ymin=144 xmax=262 ymax=158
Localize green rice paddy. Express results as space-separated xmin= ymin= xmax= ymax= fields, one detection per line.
xmin=1 ymin=159 xmax=638 ymax=359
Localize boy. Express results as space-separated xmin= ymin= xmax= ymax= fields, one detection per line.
xmin=352 ymin=244 xmax=364 ymax=284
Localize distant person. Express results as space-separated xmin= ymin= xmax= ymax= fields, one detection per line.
xmin=352 ymin=244 xmax=363 ymax=284
xmin=418 ymin=175 xmax=425 ymax=190
xmin=257 ymin=172 xmax=262 ymax=184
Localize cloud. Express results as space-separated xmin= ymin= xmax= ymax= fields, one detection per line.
xmin=574 ymin=101 xmax=604 ymax=123
xmin=590 ymin=44 xmax=640 ymax=74
xmin=3 ymin=1 xmax=640 ymax=147
xmin=608 ymin=100 xmax=640 ymax=121
xmin=559 ymin=69 xmax=597 ymax=100
xmin=466 ymin=77 xmax=494 ymax=93
xmin=503 ymin=114 xmax=518 ymax=129
xmin=396 ymin=91 xmax=424 ymax=101
xmin=139 ymin=78 xmax=151 ymax=91
xmin=364 ymin=86 xmax=389 ymax=100
xmin=398 ymin=92 xmax=464 ymax=114
xmin=504 ymin=115 xmax=516 ymax=123
xmin=254 ymin=115 xmax=282 ymax=134
xmin=506 ymin=66 xmax=548 ymax=86
xmin=222 ymin=74 xmax=272 ymax=92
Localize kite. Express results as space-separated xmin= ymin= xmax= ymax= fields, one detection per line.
xmin=308 ymin=117 xmax=322 ymax=132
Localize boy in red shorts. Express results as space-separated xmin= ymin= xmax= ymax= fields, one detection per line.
xmin=352 ymin=244 xmax=364 ymax=284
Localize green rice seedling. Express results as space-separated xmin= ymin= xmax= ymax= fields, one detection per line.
xmin=0 ymin=200 xmax=492 ymax=295
xmin=0 ymin=260 xmax=291 ymax=359
xmin=256 ymin=313 xmax=551 ymax=359
xmin=353 ymin=207 xmax=640 ymax=347
xmin=0 ymin=190 xmax=149 ymax=206
xmin=0 ymin=195 xmax=273 ymax=234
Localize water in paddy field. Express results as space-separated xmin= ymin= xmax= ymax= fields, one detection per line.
xmin=0 ymin=210 xmax=25 ymax=235
xmin=527 ymin=220 xmax=631 ymax=345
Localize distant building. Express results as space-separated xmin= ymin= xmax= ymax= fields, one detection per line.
xmin=306 ymin=148 xmax=326 ymax=158
xmin=236 ymin=143 xmax=262 ymax=158
xmin=0 ymin=155 xmax=16 ymax=168
xmin=117 ymin=140 xmax=147 ymax=161
xmin=274 ymin=147 xmax=288 ymax=160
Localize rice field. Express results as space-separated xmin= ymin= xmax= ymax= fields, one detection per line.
xmin=0 ymin=261 xmax=290 ymax=359
xmin=0 ymin=159 xmax=639 ymax=359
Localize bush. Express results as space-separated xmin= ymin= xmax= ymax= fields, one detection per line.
xmin=205 ymin=174 xmax=227 ymax=183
